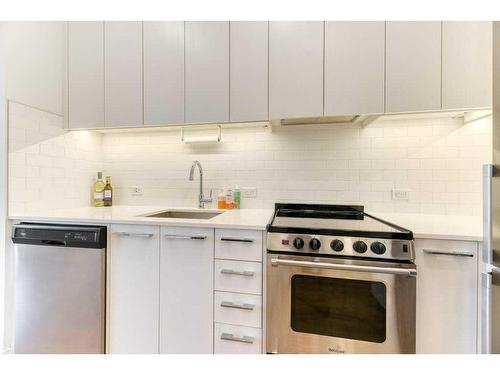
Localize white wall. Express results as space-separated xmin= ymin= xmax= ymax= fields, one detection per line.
xmin=4 ymin=21 xmax=66 ymax=115
xmin=0 ymin=21 xmax=7 ymax=353
xmin=8 ymin=101 xmax=102 ymax=215
xmin=101 ymin=115 xmax=492 ymax=216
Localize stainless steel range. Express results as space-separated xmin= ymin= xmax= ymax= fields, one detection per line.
xmin=266 ymin=203 xmax=416 ymax=354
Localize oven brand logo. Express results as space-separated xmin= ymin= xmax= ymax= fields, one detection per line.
xmin=328 ymin=347 xmax=345 ymax=354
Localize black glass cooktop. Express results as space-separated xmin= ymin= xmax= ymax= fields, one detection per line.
xmin=267 ymin=203 xmax=413 ymax=240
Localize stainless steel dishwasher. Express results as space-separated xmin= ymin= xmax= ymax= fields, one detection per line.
xmin=11 ymin=223 xmax=107 ymax=354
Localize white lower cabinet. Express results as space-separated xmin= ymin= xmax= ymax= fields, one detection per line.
xmin=215 ymin=291 xmax=262 ymax=328
xmin=215 ymin=259 xmax=262 ymax=295
xmin=215 ymin=323 xmax=262 ymax=354
xmin=159 ymin=226 xmax=214 ymax=353
xmin=108 ymin=224 xmax=160 ymax=353
xmin=415 ymin=239 xmax=478 ymax=354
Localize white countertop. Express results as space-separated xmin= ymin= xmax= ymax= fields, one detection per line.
xmin=8 ymin=206 xmax=274 ymax=231
xmin=8 ymin=206 xmax=483 ymax=241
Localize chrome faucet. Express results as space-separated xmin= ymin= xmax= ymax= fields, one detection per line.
xmin=189 ymin=160 xmax=212 ymax=208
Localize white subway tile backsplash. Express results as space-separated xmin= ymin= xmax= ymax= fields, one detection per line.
xmin=7 ymin=100 xmax=492 ymax=216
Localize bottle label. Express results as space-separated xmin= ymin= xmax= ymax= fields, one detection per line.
xmin=94 ymin=192 xmax=104 ymax=200
xmin=104 ymin=190 xmax=112 ymax=199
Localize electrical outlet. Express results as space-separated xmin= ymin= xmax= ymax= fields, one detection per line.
xmin=242 ymin=187 xmax=257 ymax=198
xmin=131 ymin=186 xmax=143 ymax=196
xmin=391 ymin=189 xmax=410 ymax=201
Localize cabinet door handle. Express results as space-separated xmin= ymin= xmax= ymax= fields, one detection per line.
xmin=220 ymin=301 xmax=255 ymax=310
xmin=164 ymin=234 xmax=207 ymax=240
xmin=423 ymin=249 xmax=474 ymax=257
xmin=220 ymin=237 xmax=254 ymax=243
xmin=220 ymin=269 xmax=255 ymax=277
xmin=220 ymin=333 xmax=255 ymax=344
xmin=113 ymin=232 xmax=154 ymax=238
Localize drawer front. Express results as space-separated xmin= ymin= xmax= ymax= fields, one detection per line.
xmin=215 ymin=291 xmax=262 ymax=328
xmin=214 ymin=323 xmax=262 ymax=354
xmin=215 ymin=229 xmax=263 ymax=262
xmin=215 ymin=259 xmax=262 ymax=295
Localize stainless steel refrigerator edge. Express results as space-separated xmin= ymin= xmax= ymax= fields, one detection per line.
xmin=482 ymin=21 xmax=500 ymax=354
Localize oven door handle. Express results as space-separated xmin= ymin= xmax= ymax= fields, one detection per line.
xmin=270 ymin=258 xmax=417 ymax=277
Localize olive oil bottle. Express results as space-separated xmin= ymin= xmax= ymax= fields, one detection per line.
xmin=103 ymin=176 xmax=113 ymax=207
xmin=93 ymin=172 xmax=105 ymax=207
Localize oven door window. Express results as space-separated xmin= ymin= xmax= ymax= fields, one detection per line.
xmin=290 ymin=275 xmax=386 ymax=343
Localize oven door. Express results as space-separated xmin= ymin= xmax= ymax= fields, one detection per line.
xmin=266 ymin=254 xmax=416 ymax=354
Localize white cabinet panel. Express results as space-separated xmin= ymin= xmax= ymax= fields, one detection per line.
xmin=230 ymin=21 xmax=268 ymax=122
xmin=386 ymin=21 xmax=441 ymax=113
xmin=324 ymin=21 xmax=385 ymax=115
xmin=415 ymin=239 xmax=478 ymax=354
xmin=442 ymin=21 xmax=492 ymax=109
xmin=215 ymin=229 xmax=263 ymax=262
xmin=68 ymin=21 xmax=104 ymax=129
xmin=215 ymin=259 xmax=262 ymax=295
xmin=269 ymin=21 xmax=324 ymax=119
xmin=104 ymin=21 xmax=143 ymax=127
xmin=215 ymin=291 xmax=262 ymax=328
xmin=160 ymin=227 xmax=214 ymax=354
xmin=143 ymin=21 xmax=185 ymax=125
xmin=109 ymin=225 xmax=159 ymax=353
xmin=214 ymin=323 xmax=262 ymax=354
xmin=185 ymin=21 xmax=229 ymax=123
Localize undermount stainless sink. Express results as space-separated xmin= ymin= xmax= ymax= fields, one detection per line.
xmin=142 ymin=210 xmax=223 ymax=220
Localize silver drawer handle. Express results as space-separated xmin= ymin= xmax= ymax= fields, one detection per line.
xmin=220 ymin=269 xmax=255 ymax=277
xmin=220 ymin=333 xmax=255 ymax=344
xmin=271 ymin=258 xmax=416 ymax=277
xmin=220 ymin=301 xmax=255 ymax=310
xmin=113 ymin=232 xmax=154 ymax=238
xmin=164 ymin=234 xmax=207 ymax=240
xmin=423 ymin=249 xmax=474 ymax=258
xmin=220 ymin=237 xmax=254 ymax=243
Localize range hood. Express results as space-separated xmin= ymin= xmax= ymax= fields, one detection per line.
xmin=279 ymin=115 xmax=361 ymax=126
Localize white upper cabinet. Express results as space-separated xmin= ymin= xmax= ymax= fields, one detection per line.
xmin=68 ymin=21 xmax=104 ymax=129
xmin=160 ymin=227 xmax=214 ymax=354
xmin=185 ymin=21 xmax=229 ymax=123
xmin=143 ymin=21 xmax=185 ymax=125
xmin=386 ymin=21 xmax=442 ymax=113
xmin=442 ymin=21 xmax=492 ymax=110
xmin=324 ymin=21 xmax=385 ymax=116
xmin=104 ymin=21 xmax=143 ymax=127
xmin=269 ymin=21 xmax=324 ymax=119
xmin=229 ymin=21 xmax=269 ymax=122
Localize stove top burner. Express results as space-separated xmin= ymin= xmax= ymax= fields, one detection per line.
xmin=267 ymin=203 xmax=415 ymax=261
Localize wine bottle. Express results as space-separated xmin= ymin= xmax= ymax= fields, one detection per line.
xmin=93 ymin=172 xmax=105 ymax=207
xmin=103 ymin=176 xmax=113 ymax=207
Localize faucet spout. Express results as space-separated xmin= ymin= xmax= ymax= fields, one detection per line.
xmin=188 ymin=160 xmax=211 ymax=208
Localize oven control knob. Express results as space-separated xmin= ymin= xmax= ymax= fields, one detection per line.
xmin=309 ymin=238 xmax=322 ymax=251
xmin=370 ymin=241 xmax=386 ymax=255
xmin=353 ymin=240 xmax=368 ymax=253
xmin=292 ymin=237 xmax=305 ymax=249
xmin=330 ymin=239 xmax=344 ymax=252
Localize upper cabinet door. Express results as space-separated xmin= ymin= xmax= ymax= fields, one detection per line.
xmin=442 ymin=21 xmax=492 ymax=110
xmin=68 ymin=22 xmax=105 ymax=129
xmin=143 ymin=21 xmax=185 ymax=125
xmin=269 ymin=21 xmax=324 ymax=119
xmin=324 ymin=21 xmax=385 ymax=116
xmin=185 ymin=21 xmax=229 ymax=123
xmin=230 ymin=21 xmax=268 ymax=122
xmin=386 ymin=21 xmax=442 ymax=113
xmin=104 ymin=21 xmax=143 ymax=127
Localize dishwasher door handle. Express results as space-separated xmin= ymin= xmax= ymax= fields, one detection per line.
xmin=422 ymin=249 xmax=474 ymax=258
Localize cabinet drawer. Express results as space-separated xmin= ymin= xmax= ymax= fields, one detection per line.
xmin=215 ymin=229 xmax=263 ymax=261
xmin=215 ymin=259 xmax=262 ymax=295
xmin=214 ymin=323 xmax=262 ymax=354
xmin=215 ymin=291 xmax=261 ymax=328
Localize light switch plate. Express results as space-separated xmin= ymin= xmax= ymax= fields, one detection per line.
xmin=391 ymin=188 xmax=410 ymax=201
xmin=242 ymin=187 xmax=257 ymax=198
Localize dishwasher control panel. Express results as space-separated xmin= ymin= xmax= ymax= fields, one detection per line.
xmin=12 ymin=223 xmax=107 ymax=248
